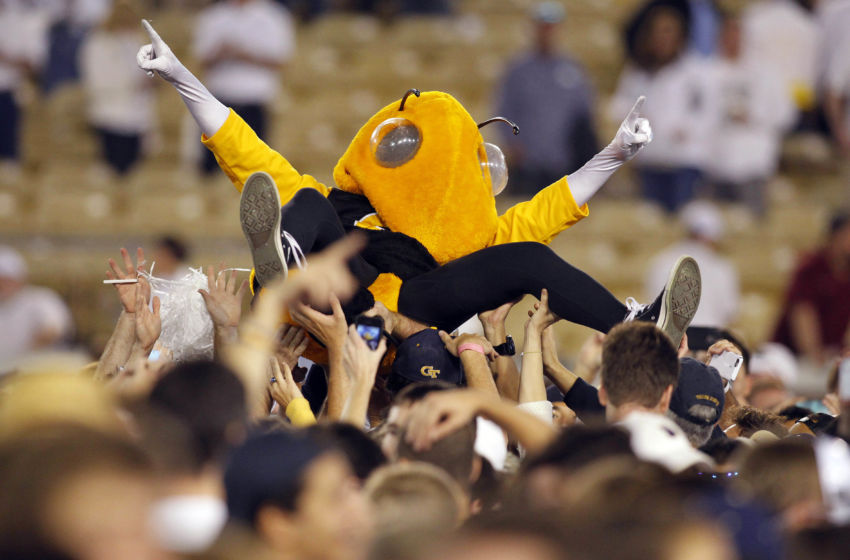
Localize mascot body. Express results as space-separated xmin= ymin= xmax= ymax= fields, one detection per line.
xmin=203 ymin=91 xmax=588 ymax=314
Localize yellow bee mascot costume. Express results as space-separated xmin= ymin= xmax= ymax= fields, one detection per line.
xmin=137 ymin=20 xmax=700 ymax=346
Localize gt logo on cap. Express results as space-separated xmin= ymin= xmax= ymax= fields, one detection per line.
xmin=420 ymin=366 xmax=440 ymax=379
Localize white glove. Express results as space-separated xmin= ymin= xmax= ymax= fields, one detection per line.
xmin=610 ymin=96 xmax=653 ymax=162
xmin=136 ymin=19 xmax=229 ymax=137
xmin=567 ymin=96 xmax=653 ymax=207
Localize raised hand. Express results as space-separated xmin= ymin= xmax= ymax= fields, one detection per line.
xmin=526 ymin=289 xmax=560 ymax=333
xmin=134 ymin=278 xmax=161 ymax=353
xmin=269 ymin=358 xmax=304 ymax=411
xmin=289 ymin=293 xmax=347 ymax=349
xmin=404 ymin=389 xmax=488 ymax=451
xmin=275 ymin=323 xmax=309 ymax=371
xmin=612 ymin=96 xmax=653 ymax=161
xmin=106 ymin=247 xmax=146 ymax=313
xmin=198 ymin=265 xmax=249 ymax=329
xmin=136 ymin=19 xmax=183 ymax=81
xmin=342 ymin=324 xmax=387 ymax=386
xmin=438 ymin=331 xmax=497 ymax=361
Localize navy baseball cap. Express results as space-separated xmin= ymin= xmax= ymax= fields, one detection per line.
xmin=670 ymin=357 xmax=724 ymax=427
xmin=388 ymin=328 xmax=463 ymax=393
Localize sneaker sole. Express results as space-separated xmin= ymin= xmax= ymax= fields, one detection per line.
xmin=240 ymin=171 xmax=287 ymax=286
xmin=656 ymin=255 xmax=701 ymax=349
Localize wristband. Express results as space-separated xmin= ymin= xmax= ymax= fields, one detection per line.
xmin=457 ymin=343 xmax=486 ymax=356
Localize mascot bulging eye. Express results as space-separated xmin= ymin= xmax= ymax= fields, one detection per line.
xmin=479 ymin=142 xmax=508 ymax=196
xmin=370 ymin=118 xmax=421 ymax=168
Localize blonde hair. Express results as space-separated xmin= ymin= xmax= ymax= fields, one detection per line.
xmin=364 ymin=462 xmax=469 ymax=533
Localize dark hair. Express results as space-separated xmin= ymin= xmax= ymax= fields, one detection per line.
xmin=306 ymin=423 xmax=387 ymax=481
xmin=397 ymin=420 xmax=477 ymax=488
xmin=600 ymin=323 xmax=679 ymax=408
xmin=392 ymin=380 xmax=454 ymax=406
xmin=730 ymin=406 xmax=788 ymax=438
xmin=699 ymin=437 xmax=745 ymax=465
xmin=148 ymin=360 xmax=246 ymax=470
xmin=523 ymin=424 xmax=634 ymax=475
xmin=829 ymin=211 xmax=850 ymax=236
xmin=625 ymin=0 xmax=691 ymax=69
xmin=778 ymin=405 xmax=814 ymax=422
xmin=0 ymin=426 xmax=149 ymax=559
xmin=157 ymin=235 xmax=189 ymax=262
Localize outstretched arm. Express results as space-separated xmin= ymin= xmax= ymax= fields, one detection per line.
xmin=136 ymin=20 xmax=329 ymax=200
xmin=494 ymin=97 xmax=652 ymax=245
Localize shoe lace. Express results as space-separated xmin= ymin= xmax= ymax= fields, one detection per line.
xmin=283 ymin=230 xmax=307 ymax=270
xmin=623 ymin=296 xmax=648 ymax=322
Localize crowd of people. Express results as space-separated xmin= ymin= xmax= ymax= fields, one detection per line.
xmin=2 ymin=1 xmax=850 ymax=559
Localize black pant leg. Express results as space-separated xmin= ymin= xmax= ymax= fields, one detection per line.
xmin=0 ymin=90 xmax=20 ymax=160
xmin=397 ymin=242 xmax=627 ymax=333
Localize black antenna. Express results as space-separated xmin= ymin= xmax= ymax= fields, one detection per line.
xmin=477 ymin=117 xmax=520 ymax=135
xmin=399 ymin=89 xmax=421 ymax=111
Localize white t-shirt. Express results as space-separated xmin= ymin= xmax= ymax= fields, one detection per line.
xmin=610 ymin=55 xmax=714 ymax=170
xmin=81 ymin=29 xmax=155 ymax=134
xmin=646 ymin=240 xmax=740 ymax=328
xmin=742 ymin=0 xmax=818 ymax=109
xmin=193 ymin=0 xmax=295 ymax=105
xmin=0 ymin=286 xmax=73 ymax=369
xmin=0 ymin=4 xmax=49 ymax=92
xmin=703 ymin=56 xmax=795 ymax=183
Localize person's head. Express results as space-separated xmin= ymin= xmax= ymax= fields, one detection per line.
xmin=531 ymin=2 xmax=564 ymax=56
xmin=306 ymin=422 xmax=387 ymax=482
xmin=0 ymin=245 xmax=26 ymax=301
xmin=631 ymin=3 xmax=689 ymax=70
xmin=152 ymin=235 xmax=189 ymax=277
xmin=377 ymin=381 xmax=453 ymax=460
xmin=148 ymin=360 xmax=246 ymax=472
xmin=598 ymin=322 xmax=680 ymax=421
xmin=724 ymin=406 xmax=788 ymax=439
xmin=680 ymin=201 xmax=725 ymax=246
xmin=827 ymin=211 xmax=850 ymax=263
xmin=364 ymin=462 xmax=469 ymax=534
xmin=396 ymin=418 xmax=480 ymax=490
xmin=666 ymin=358 xmax=725 ymax=447
xmin=747 ymin=378 xmax=790 ymax=412
xmin=738 ymin=439 xmax=824 ymax=530
xmin=425 ymin=510 xmax=576 ymax=560
xmin=224 ymin=431 xmax=372 ymax=560
xmin=0 ymin=426 xmax=157 ymax=560
xmin=698 ymin=437 xmax=747 ymax=474
xmin=778 ymin=404 xmax=814 ymax=430
xmin=519 ymin=424 xmax=634 ymax=508
xmin=386 ymin=330 xmax=463 ymax=396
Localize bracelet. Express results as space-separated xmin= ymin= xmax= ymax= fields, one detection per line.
xmin=521 ymin=351 xmax=542 ymax=357
xmin=457 ymin=343 xmax=486 ymax=356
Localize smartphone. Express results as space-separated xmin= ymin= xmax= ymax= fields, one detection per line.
xmin=355 ymin=314 xmax=384 ymax=351
xmin=709 ymin=351 xmax=743 ymax=388
xmin=839 ymin=358 xmax=850 ymax=404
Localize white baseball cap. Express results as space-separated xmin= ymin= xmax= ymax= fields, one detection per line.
xmin=619 ymin=411 xmax=714 ymax=473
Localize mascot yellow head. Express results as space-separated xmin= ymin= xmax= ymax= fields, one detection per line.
xmin=333 ymin=90 xmax=516 ymax=265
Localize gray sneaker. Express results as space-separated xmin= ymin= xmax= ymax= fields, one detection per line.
xmin=240 ymin=171 xmax=286 ymax=286
xmin=625 ymin=255 xmax=701 ymax=348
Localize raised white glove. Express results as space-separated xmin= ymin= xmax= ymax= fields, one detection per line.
xmin=136 ymin=19 xmax=229 ymax=137
xmin=567 ymin=96 xmax=653 ymax=207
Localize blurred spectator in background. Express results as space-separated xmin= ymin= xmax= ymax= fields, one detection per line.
xmin=773 ymin=211 xmax=850 ymax=365
xmin=494 ymin=2 xmax=598 ymax=196
xmin=741 ymin=0 xmax=817 ymax=127
xmin=611 ymin=0 xmax=712 ymax=212
xmin=646 ymin=201 xmax=739 ymax=328
xmin=41 ymin=0 xmax=111 ymax=93
xmin=151 ymin=235 xmax=190 ymax=280
xmin=0 ymin=246 xmax=73 ymax=370
xmin=687 ymin=0 xmax=720 ymax=56
xmin=81 ymin=0 xmax=154 ymax=176
xmin=194 ymin=0 xmax=295 ymax=175
xmin=703 ymin=11 xmax=795 ymax=217
xmin=0 ymin=0 xmax=50 ymax=177
xmin=820 ymin=0 xmax=850 ymax=157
